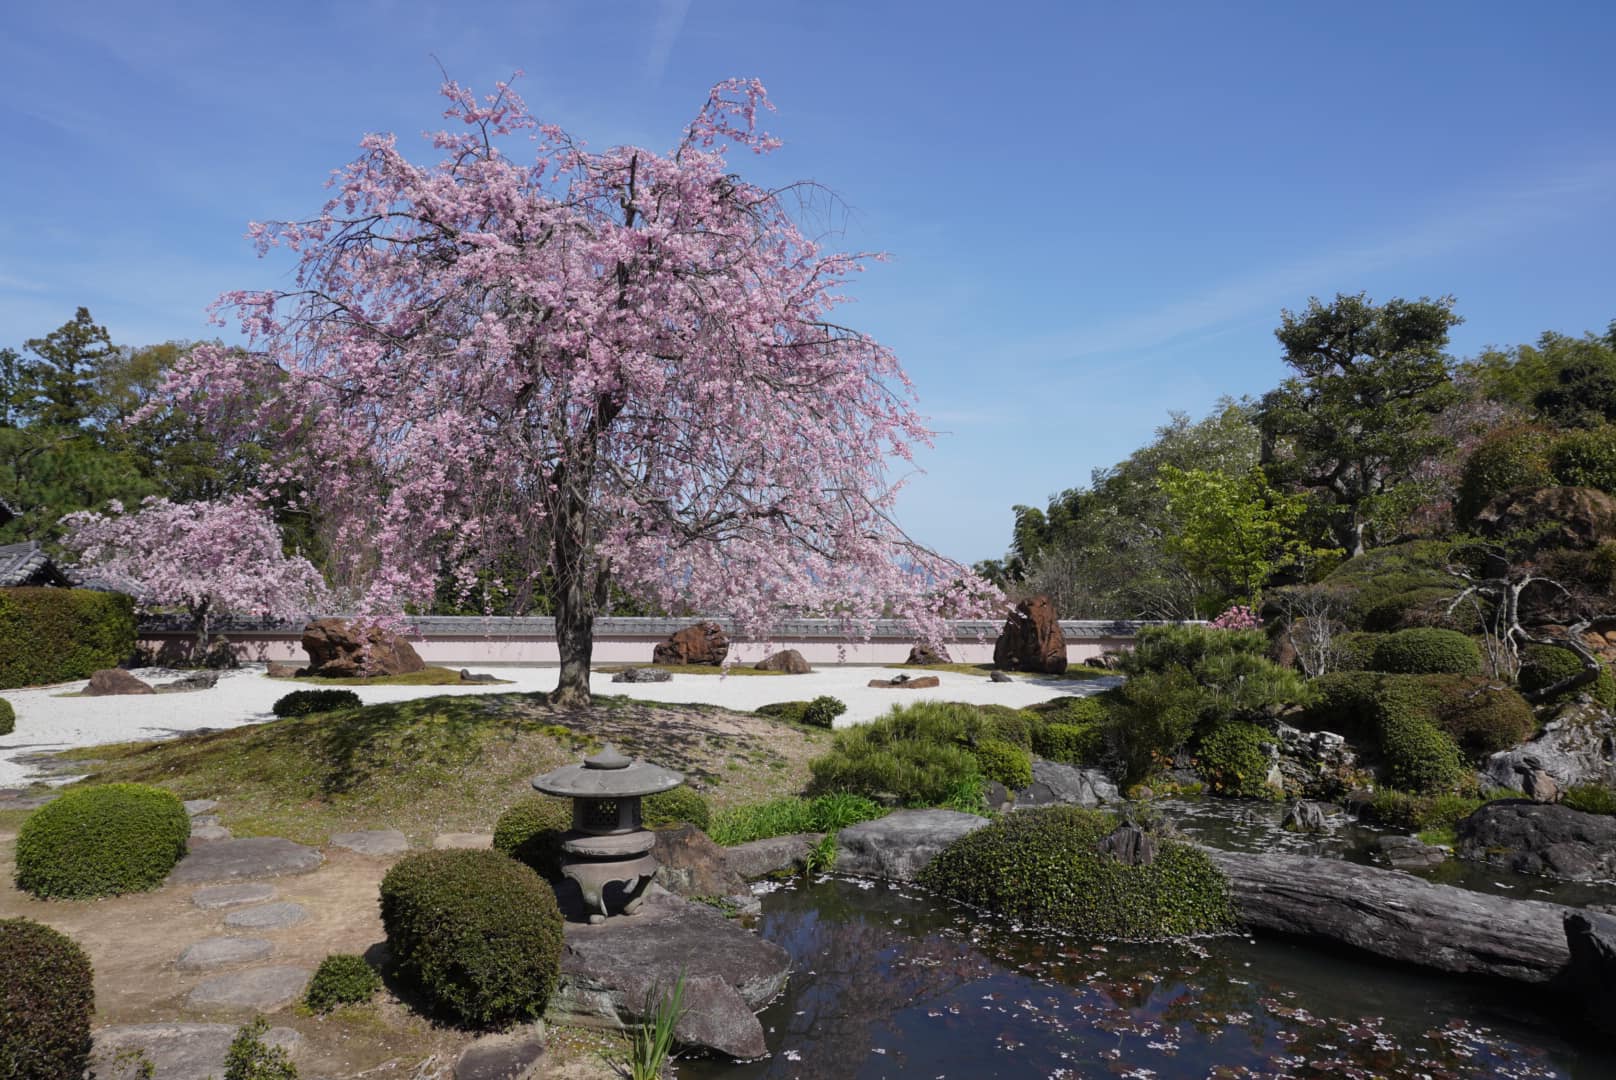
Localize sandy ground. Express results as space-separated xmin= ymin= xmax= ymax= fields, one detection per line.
xmin=0 ymin=665 xmax=1117 ymax=788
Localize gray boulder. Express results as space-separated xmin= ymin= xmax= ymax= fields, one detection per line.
xmin=329 ymin=828 xmax=409 ymax=856
xmin=83 ymin=668 xmax=154 ymax=696
xmin=549 ymin=887 xmax=789 ymax=1059
xmin=1013 ymin=760 xmax=1119 ymax=808
xmin=611 ymin=667 xmax=672 ymax=683
xmin=156 ymin=670 xmax=220 ymax=693
xmin=454 ymin=1029 xmax=547 ymax=1080
xmin=834 ymin=809 xmax=990 ymax=881
xmin=94 ymin=1024 xmax=300 ymax=1080
xmin=1376 ymin=835 xmax=1446 ymax=871
xmin=1282 ymin=799 xmax=1331 ymax=833
xmin=651 ymin=825 xmax=750 ymax=900
xmin=722 ymin=832 xmax=825 ymax=879
xmin=1484 ymin=700 xmax=1616 ymax=792
xmin=1456 ymin=801 xmax=1616 ymax=881
xmin=1565 ymin=909 xmax=1616 ymax=1033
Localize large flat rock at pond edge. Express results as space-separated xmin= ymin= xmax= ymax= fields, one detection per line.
xmin=168 ymin=836 xmax=323 ymax=884
xmin=1456 ymin=800 xmax=1616 ymax=881
xmin=94 ymin=1023 xmax=300 ymax=1080
xmin=834 ymin=808 xmax=990 ymax=881
xmin=548 ymin=887 xmax=789 ymax=1059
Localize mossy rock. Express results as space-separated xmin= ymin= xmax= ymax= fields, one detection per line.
xmin=0 ymin=918 xmax=94 ymax=1080
xmin=918 ymin=807 xmax=1235 ymax=940
xmin=15 ymin=783 xmax=190 ymax=899
xmin=379 ymin=849 xmax=563 ymax=1027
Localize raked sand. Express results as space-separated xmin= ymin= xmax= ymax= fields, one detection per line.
xmin=0 ymin=665 xmax=1119 ymax=788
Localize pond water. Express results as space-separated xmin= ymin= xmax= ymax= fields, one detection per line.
xmin=681 ymin=876 xmax=1611 ymax=1079
xmin=680 ymin=797 xmax=1616 ymax=1079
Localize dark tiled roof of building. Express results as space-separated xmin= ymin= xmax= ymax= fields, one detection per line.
xmin=0 ymin=541 xmax=70 ymax=587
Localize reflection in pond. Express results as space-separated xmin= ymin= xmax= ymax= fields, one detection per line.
xmin=681 ymin=875 xmax=1610 ymax=1079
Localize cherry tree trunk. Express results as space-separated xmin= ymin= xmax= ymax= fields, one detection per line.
xmin=548 ymin=465 xmax=598 ymax=708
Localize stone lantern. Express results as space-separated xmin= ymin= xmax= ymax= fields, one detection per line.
xmin=531 ymin=743 xmax=683 ymax=924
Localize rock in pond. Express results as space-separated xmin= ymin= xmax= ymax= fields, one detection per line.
xmin=835 ymin=808 xmax=990 ymax=881
xmin=94 ymin=1023 xmax=300 ymax=1080
xmin=549 ymin=887 xmax=789 ymax=1059
xmin=1565 ymin=909 xmax=1616 ymax=1033
xmin=1456 ymin=800 xmax=1616 ymax=881
xmin=1375 ymin=835 xmax=1446 ymax=870
xmin=722 ymin=832 xmax=826 ymax=880
xmin=652 ymin=824 xmax=750 ymax=900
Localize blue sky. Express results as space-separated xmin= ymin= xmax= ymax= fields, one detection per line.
xmin=3 ymin=2 xmax=1613 ymax=565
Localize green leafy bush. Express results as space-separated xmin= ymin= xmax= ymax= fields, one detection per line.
xmin=1372 ymin=679 xmax=1468 ymax=793
xmin=801 ymin=695 xmax=847 ymax=728
xmin=1195 ymin=722 xmax=1281 ymax=799
xmin=1518 ymin=644 xmax=1616 ymax=706
xmin=0 ymin=697 xmax=12 ymax=736
xmin=1031 ymin=721 xmax=1105 ymax=765
xmin=0 ymin=587 xmax=135 ymax=690
xmin=918 ymin=807 xmax=1235 ymax=940
xmin=379 ymin=849 xmax=563 ymax=1027
xmin=972 ymin=737 xmax=1032 ymax=790
xmin=1310 ymin=541 xmax=1458 ymax=631
xmin=1562 ymin=784 xmax=1616 ymax=816
xmin=15 ymin=783 xmax=189 ymax=899
xmin=1124 ymin=624 xmax=1267 ymax=676
xmin=1366 ymin=790 xmax=1484 ymax=833
xmin=1298 ymin=671 xmax=1382 ymax=740
xmin=304 ymin=953 xmax=381 ymax=1012
xmin=807 ymin=701 xmax=988 ymax=806
xmin=272 ymin=689 xmax=362 ymax=718
xmin=1331 ymin=631 xmax=1380 ymax=672
xmin=1368 ymin=628 xmax=1483 ymax=676
xmin=1456 ymin=425 xmax=1555 ymax=523
xmin=643 ymin=787 xmax=710 ymax=831
xmin=0 ymin=918 xmax=94 ymax=1080
xmin=1416 ymin=674 xmax=1536 ymax=755
xmin=223 ymin=1017 xmax=298 ymax=1080
xmin=492 ymin=796 xmax=573 ymax=880
xmin=707 ymin=792 xmax=884 ymax=846
xmin=1549 ymin=426 xmax=1616 ymax=493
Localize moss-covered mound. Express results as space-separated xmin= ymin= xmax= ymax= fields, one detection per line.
xmin=15 ymin=783 xmax=190 ymax=899
xmin=919 ymin=807 xmax=1235 ymax=940
xmin=1518 ymin=644 xmax=1616 ymax=707
xmin=492 ymin=796 xmax=574 ymax=880
xmin=1195 ymin=722 xmax=1281 ymax=799
xmin=379 ymin=849 xmax=563 ymax=1027
xmin=1368 ymin=628 xmax=1484 ymax=675
xmin=1456 ymin=425 xmax=1555 ymax=524
xmin=1299 ymin=672 xmax=1486 ymax=794
xmin=1296 ymin=541 xmax=1460 ymax=632
xmin=272 ymin=688 xmax=362 ymax=718
xmin=754 ymin=695 xmax=846 ymax=728
xmin=0 ymin=917 xmax=94 ymax=1080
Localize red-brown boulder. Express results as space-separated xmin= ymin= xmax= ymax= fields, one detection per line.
xmin=653 ymin=621 xmax=729 ymax=666
xmin=83 ymin=668 xmax=154 ymax=696
xmin=1474 ymin=486 xmax=1616 ymax=551
xmin=754 ymin=649 xmax=811 ymax=674
xmin=993 ymin=595 xmax=1068 ymax=674
xmin=300 ymin=618 xmax=426 ymax=678
xmin=905 ymin=643 xmax=951 ymax=665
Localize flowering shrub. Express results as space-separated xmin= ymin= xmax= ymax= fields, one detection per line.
xmin=1210 ymin=605 xmax=1262 ymax=630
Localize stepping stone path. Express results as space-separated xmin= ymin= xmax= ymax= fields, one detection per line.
xmin=175 ymin=936 xmax=274 ymax=971
xmin=94 ymin=1023 xmax=300 ymax=1080
xmin=186 ymin=965 xmax=312 ymax=1011
xmin=433 ymin=832 xmax=493 ymax=849
xmin=454 ymin=1030 xmax=547 ymax=1080
xmin=330 ymin=828 xmax=409 ymax=856
xmin=0 ymin=787 xmax=58 ymax=811
xmin=168 ymin=836 xmax=322 ymax=884
xmin=191 ymin=883 xmax=277 ymax=910
xmin=190 ymin=823 xmax=232 ymax=842
xmin=224 ymin=901 xmax=309 ymax=930
xmin=184 ymin=799 xmax=219 ymax=815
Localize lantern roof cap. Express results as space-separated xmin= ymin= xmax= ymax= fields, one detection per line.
xmin=531 ymin=743 xmax=683 ymax=798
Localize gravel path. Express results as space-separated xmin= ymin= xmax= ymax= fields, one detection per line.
xmin=0 ymin=665 xmax=1117 ymax=787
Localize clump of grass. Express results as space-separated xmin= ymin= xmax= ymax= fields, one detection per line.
xmin=708 ymin=792 xmax=884 ymax=846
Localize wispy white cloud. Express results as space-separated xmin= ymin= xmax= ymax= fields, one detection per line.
xmin=645 ymin=0 xmax=692 ymax=84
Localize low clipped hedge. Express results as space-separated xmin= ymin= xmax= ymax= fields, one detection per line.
xmin=972 ymin=737 xmax=1032 ymax=790
xmin=643 ymin=787 xmax=711 ymax=831
xmin=0 ymin=917 xmax=94 ymax=1080
xmin=1031 ymin=721 xmax=1105 ymax=766
xmin=1195 ymin=722 xmax=1280 ymax=799
xmin=0 ymin=697 xmax=13 ymax=736
xmin=1369 ymin=628 xmax=1483 ymax=676
xmin=1518 ymin=644 xmax=1616 ymax=707
xmin=1418 ymin=674 xmax=1536 ymax=755
xmin=272 ymin=689 xmax=362 ymax=718
xmin=0 ymin=587 xmax=135 ymax=690
xmin=15 ymin=783 xmax=190 ymax=899
xmin=919 ymin=806 xmax=1235 ymax=940
xmin=379 ymin=849 xmax=563 ymax=1027
xmin=1372 ymin=678 xmax=1468 ymax=793
xmin=304 ymin=953 xmax=381 ymax=1012
xmin=492 ymin=796 xmax=574 ymax=880
xmin=755 ymin=695 xmax=847 ymax=728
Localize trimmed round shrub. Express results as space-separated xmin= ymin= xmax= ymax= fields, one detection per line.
xmin=1031 ymin=721 xmax=1105 ymax=766
xmin=975 ymin=705 xmax=1034 ymax=748
xmin=379 ymin=849 xmax=563 ymax=1027
xmin=754 ymin=700 xmax=809 ymax=723
xmin=1456 ymin=425 xmax=1555 ymax=523
xmin=0 ymin=697 xmax=13 ymax=736
xmin=1549 ymin=426 xmax=1616 ymax=493
xmin=971 ymin=738 xmax=1032 ymax=790
xmin=1416 ymin=674 xmax=1536 ymax=755
xmin=643 ymin=786 xmax=710 ymax=831
xmin=1373 ymin=680 xmax=1468 ymax=794
xmin=0 ymin=918 xmax=94 ymax=1080
xmin=492 ymin=796 xmax=573 ymax=880
xmin=1369 ymin=628 xmax=1483 ymax=676
xmin=304 ymin=953 xmax=381 ymax=1012
xmin=1518 ymin=644 xmax=1616 ymax=707
xmin=1297 ymin=670 xmax=1382 ymax=739
xmin=801 ymin=695 xmax=846 ymax=729
xmin=1195 ymin=722 xmax=1280 ymax=799
xmin=272 ymin=689 xmax=362 ymax=718
xmin=918 ymin=807 xmax=1235 ymax=940
xmin=15 ymin=783 xmax=189 ymax=899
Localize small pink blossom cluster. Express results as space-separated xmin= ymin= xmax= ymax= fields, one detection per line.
xmin=1209 ymin=604 xmax=1262 ymax=630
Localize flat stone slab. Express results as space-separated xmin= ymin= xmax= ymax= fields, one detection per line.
xmin=835 ymin=808 xmax=990 ymax=881
xmin=224 ymin=902 xmax=309 ymax=930
xmin=722 ymin=832 xmax=825 ymax=880
xmin=94 ymin=1023 xmax=300 ymax=1080
xmin=191 ymin=883 xmax=277 ymax=910
xmin=184 ymin=798 xmax=218 ymax=816
xmin=330 ymin=828 xmax=409 ymax=856
xmin=168 ymin=836 xmax=322 ymax=884
xmin=176 ymin=936 xmax=274 ymax=971
xmin=190 ymin=824 xmax=232 ymax=842
xmin=433 ymin=832 xmax=493 ymax=849
xmin=185 ymin=965 xmax=312 ymax=1011
xmin=550 ymin=887 xmax=789 ymax=1059
xmin=454 ymin=1030 xmax=547 ymax=1080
